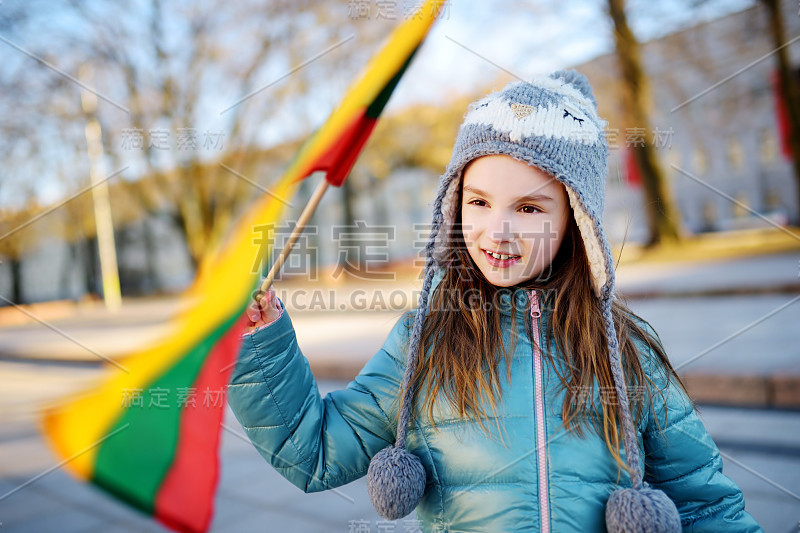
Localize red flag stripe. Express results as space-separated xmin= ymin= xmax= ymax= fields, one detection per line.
xmin=315 ymin=109 xmax=378 ymax=186
xmin=153 ymin=317 xmax=247 ymax=533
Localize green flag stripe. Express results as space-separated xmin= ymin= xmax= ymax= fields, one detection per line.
xmin=92 ymin=311 xmax=241 ymax=513
xmin=365 ymin=45 xmax=420 ymax=119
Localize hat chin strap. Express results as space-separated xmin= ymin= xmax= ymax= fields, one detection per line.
xmin=366 ymin=178 xmax=450 ymax=521
xmin=562 ymin=185 xmax=682 ymax=531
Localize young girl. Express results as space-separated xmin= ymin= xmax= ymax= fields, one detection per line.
xmin=228 ymin=70 xmax=762 ymax=532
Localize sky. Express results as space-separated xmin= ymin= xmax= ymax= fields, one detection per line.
xmin=254 ymin=0 xmax=755 ymax=146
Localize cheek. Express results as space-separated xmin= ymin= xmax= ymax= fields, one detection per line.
xmin=461 ymin=226 xmax=477 ymax=247
xmin=523 ymin=215 xmax=566 ymax=256
xmin=460 ymin=211 xmax=479 ymax=243
xmin=549 ymin=213 xmax=570 ymax=255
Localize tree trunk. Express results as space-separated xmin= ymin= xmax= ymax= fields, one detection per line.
xmin=141 ymin=215 xmax=161 ymax=293
xmin=83 ymin=236 xmax=100 ymax=298
xmin=10 ymin=257 xmax=24 ymax=305
xmin=607 ymin=0 xmax=684 ymax=245
xmin=170 ymin=210 xmax=200 ymax=276
xmin=763 ymin=0 xmax=800 ymax=224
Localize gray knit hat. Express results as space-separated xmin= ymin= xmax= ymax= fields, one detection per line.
xmin=367 ymin=70 xmax=681 ymax=532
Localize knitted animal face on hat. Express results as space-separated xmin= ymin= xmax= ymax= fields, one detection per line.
xmin=434 ymin=69 xmax=613 ymax=297
xmin=366 ymin=70 xmax=682 ymax=532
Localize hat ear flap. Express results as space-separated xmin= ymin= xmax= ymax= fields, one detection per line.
xmin=367 ymin=179 xmax=449 ymax=520
xmin=563 ymin=185 xmax=611 ymax=297
xmin=433 ymin=166 xmax=464 ymax=265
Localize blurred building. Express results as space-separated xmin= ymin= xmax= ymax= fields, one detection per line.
xmin=579 ymin=0 xmax=800 ymax=243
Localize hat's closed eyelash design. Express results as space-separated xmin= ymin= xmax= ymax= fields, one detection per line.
xmin=563 ymin=109 xmax=584 ymax=125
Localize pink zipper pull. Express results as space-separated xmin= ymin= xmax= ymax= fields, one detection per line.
xmin=529 ymin=289 xmax=541 ymax=319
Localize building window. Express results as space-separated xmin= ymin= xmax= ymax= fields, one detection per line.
xmin=759 ymin=128 xmax=777 ymax=165
xmin=764 ymin=188 xmax=781 ymax=211
xmin=727 ymin=137 xmax=744 ymax=172
xmin=667 ymin=149 xmax=682 ymax=169
xmin=732 ymin=192 xmax=750 ymax=218
xmin=691 ymin=146 xmax=708 ymax=175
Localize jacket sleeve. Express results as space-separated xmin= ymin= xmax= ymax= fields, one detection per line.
xmin=226 ymin=299 xmax=412 ymax=493
xmin=639 ymin=337 xmax=763 ymax=532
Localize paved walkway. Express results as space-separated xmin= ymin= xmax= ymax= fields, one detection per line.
xmin=0 ymin=371 xmax=798 ymax=532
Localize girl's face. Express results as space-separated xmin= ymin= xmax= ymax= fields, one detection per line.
xmin=460 ymin=154 xmax=570 ymax=287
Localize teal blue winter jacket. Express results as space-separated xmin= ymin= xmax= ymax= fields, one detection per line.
xmin=227 ymin=285 xmax=762 ymax=532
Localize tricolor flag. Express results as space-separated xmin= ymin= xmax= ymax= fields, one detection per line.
xmin=41 ymin=2 xmax=446 ymax=532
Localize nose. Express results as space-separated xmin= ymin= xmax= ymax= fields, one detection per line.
xmin=486 ymin=215 xmax=516 ymax=243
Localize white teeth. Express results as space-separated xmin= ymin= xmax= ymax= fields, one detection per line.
xmin=486 ymin=251 xmax=517 ymax=260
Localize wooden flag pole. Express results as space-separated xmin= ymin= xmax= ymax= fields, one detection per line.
xmin=254 ymin=173 xmax=330 ymax=300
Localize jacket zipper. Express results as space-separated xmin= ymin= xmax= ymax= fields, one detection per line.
xmin=529 ymin=290 xmax=550 ymax=533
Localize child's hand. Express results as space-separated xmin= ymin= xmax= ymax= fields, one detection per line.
xmin=246 ymin=287 xmax=281 ymax=331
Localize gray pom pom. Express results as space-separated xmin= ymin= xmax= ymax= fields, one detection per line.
xmin=550 ymin=69 xmax=597 ymax=107
xmin=606 ymin=486 xmax=681 ymax=533
xmin=367 ymin=446 xmax=426 ymax=520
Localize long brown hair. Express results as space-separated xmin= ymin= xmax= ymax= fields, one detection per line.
xmin=403 ymin=184 xmax=691 ymax=477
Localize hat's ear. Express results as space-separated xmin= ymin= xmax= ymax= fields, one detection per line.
xmin=550 ymin=69 xmax=597 ymax=107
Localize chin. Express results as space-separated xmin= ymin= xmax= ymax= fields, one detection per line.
xmin=485 ymin=277 xmax=518 ymax=288
xmin=479 ymin=264 xmax=547 ymax=288
xmin=479 ymin=268 xmax=525 ymax=288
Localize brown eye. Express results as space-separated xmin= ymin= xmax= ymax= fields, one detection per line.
xmin=468 ymin=199 xmax=487 ymax=207
xmin=520 ymin=205 xmax=539 ymax=214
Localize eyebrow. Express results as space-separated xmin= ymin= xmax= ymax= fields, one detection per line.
xmin=462 ymin=185 xmax=555 ymax=203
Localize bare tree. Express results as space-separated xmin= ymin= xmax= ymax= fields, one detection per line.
xmin=607 ymin=0 xmax=685 ymax=245
xmin=0 ymin=0 xmax=395 ymax=300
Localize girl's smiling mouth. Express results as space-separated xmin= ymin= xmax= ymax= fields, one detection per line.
xmin=482 ymin=249 xmax=521 ymax=267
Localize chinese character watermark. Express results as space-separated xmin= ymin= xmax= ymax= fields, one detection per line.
xmin=604 ymin=126 xmax=677 ymax=150
xmin=120 ymin=127 xmax=225 ymax=151
xmin=331 ymin=221 xmax=395 ymax=281
xmin=347 ymin=517 xmax=425 ymax=533
xmin=652 ymin=126 xmax=674 ymax=150
xmin=348 ymin=0 xmax=450 ymax=21
xmin=120 ymin=386 xmax=227 ymax=408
